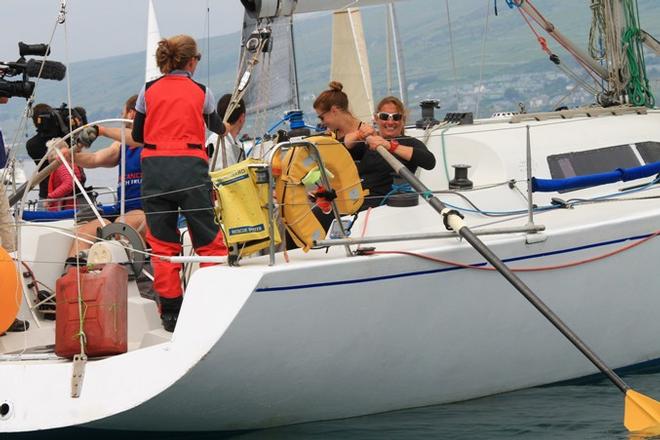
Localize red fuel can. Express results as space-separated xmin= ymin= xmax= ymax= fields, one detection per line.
xmin=55 ymin=264 xmax=128 ymax=358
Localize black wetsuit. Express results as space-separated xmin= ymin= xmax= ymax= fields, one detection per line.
xmin=25 ymin=131 xmax=54 ymax=199
xmin=348 ymin=135 xmax=436 ymax=209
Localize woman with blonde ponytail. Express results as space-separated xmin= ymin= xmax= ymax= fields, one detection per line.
xmin=131 ymin=34 xmax=230 ymax=332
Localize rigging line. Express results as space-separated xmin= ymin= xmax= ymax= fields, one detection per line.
xmin=445 ymin=0 xmax=460 ymax=111
xmin=206 ymin=0 xmax=211 ymax=90
xmin=475 ymin=0 xmax=491 ymax=117
xmin=62 ymin=0 xmax=87 ymax=360
xmin=364 ymin=230 xmax=659 ymax=273
xmin=518 ymin=5 xmax=604 ymax=86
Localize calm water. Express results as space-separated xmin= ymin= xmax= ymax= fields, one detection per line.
xmin=7 ymin=370 xmax=660 ymax=440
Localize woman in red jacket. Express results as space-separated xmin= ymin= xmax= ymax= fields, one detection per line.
xmin=46 ymin=139 xmax=86 ymax=211
xmin=132 ymin=34 xmax=229 ymax=332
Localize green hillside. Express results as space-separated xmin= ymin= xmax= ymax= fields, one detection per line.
xmin=2 ymin=0 xmax=658 ymax=146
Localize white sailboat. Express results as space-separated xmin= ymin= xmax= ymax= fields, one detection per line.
xmin=1 ymin=0 xmax=660 ymax=434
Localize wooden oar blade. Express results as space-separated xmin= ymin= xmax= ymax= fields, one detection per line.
xmin=625 ymin=389 xmax=660 ymax=434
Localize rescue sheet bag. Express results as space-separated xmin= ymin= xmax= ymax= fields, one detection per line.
xmin=211 ymin=158 xmax=281 ymax=257
xmin=275 ymin=135 xmax=366 ymax=252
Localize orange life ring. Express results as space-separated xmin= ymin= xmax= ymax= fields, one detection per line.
xmin=0 ymin=247 xmax=21 ymax=334
xmin=275 ymin=135 xmax=366 ymax=251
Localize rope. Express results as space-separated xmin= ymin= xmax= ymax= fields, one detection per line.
xmin=622 ymin=0 xmax=655 ymax=106
xmin=363 ymin=229 xmax=659 ymax=273
xmin=62 ymin=1 xmax=87 ymax=360
xmin=444 ymin=0 xmax=460 ymax=110
xmin=516 ymin=1 xmax=604 ymax=89
xmin=475 ymin=0 xmax=491 ymax=117
xmin=379 ymin=182 xmax=415 ymax=206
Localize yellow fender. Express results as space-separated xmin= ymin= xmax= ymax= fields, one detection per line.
xmin=275 ymin=135 xmax=366 ymax=251
xmin=0 ymin=247 xmax=21 ymax=334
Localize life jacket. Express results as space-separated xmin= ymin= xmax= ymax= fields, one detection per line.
xmin=274 ymin=135 xmax=366 ymax=252
xmin=141 ymin=74 xmax=208 ymax=161
xmin=116 ymin=145 xmax=143 ymax=212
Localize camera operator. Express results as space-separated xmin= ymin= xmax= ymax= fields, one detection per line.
xmin=25 ymin=103 xmax=54 ymax=198
xmin=25 ymin=104 xmax=87 ymax=200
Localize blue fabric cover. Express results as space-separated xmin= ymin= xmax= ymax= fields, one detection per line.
xmin=532 ymin=161 xmax=660 ymax=192
xmin=22 ymin=204 xmax=116 ymax=221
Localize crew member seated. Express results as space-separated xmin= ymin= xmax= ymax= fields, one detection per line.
xmin=57 ymin=95 xmax=145 ymax=265
xmin=351 ymin=96 xmax=436 ymax=209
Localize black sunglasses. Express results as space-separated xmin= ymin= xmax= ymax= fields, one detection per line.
xmin=194 ymin=53 xmax=202 ymax=61
xmin=377 ymin=112 xmax=402 ymax=121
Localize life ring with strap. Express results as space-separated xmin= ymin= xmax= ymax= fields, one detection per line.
xmin=274 ymin=135 xmax=367 ymax=251
xmin=0 ymin=246 xmax=21 ymax=334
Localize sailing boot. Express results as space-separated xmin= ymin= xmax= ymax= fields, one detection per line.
xmin=1 ymin=319 xmax=30 ymax=336
xmin=159 ymin=296 xmax=182 ymax=333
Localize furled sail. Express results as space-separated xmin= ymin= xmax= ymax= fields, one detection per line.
xmin=331 ymin=7 xmax=374 ymax=121
xmin=145 ymin=0 xmax=162 ymax=83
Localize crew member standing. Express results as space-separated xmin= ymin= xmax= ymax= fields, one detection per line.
xmin=132 ymin=34 xmax=229 ymax=332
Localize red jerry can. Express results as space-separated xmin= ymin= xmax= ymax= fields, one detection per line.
xmin=55 ymin=263 xmax=128 ymax=358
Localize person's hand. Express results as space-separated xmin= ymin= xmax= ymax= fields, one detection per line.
xmin=358 ymin=124 xmax=375 ymax=140
xmin=77 ymin=125 xmax=99 ymax=148
xmin=46 ymin=138 xmax=67 ymax=162
xmin=365 ymin=134 xmax=387 ymax=151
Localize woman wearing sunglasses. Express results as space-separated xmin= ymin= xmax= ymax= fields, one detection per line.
xmin=353 ymin=96 xmax=436 ymax=209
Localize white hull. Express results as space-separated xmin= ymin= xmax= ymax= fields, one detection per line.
xmin=2 ymin=111 xmax=660 ymax=432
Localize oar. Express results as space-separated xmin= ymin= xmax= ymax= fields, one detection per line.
xmin=375 ymin=144 xmax=660 ymax=433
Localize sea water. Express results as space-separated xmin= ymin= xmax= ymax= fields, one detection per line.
xmin=8 ymin=369 xmax=660 ymax=439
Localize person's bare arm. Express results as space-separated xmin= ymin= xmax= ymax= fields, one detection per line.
xmin=56 ymin=142 xmax=121 ymax=168
xmin=98 ymin=126 xmax=141 ymax=148
xmin=344 ymin=123 xmax=375 ymax=149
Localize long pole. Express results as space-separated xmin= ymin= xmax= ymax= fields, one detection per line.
xmin=376 ymin=144 xmax=629 ymax=392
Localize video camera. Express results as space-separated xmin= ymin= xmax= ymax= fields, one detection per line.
xmin=35 ymin=103 xmax=87 ymax=138
xmin=0 ymin=41 xmax=66 ymax=99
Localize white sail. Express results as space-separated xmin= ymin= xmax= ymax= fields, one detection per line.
xmin=331 ymin=8 xmax=374 ymax=121
xmin=145 ymin=0 xmax=162 ymax=83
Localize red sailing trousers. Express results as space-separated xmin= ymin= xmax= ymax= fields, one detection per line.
xmin=142 ymin=156 xmax=227 ymax=299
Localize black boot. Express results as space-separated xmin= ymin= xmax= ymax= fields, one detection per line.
xmin=159 ymin=296 xmax=182 ymax=333
xmin=2 ymin=319 xmax=30 ymax=335
xmin=62 ymin=256 xmax=87 ymax=276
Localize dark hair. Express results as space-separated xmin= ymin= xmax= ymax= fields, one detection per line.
xmin=313 ymin=81 xmax=350 ymax=114
xmin=156 ymin=35 xmax=198 ymax=74
xmin=125 ymin=94 xmax=138 ymax=112
xmin=73 ymin=106 xmax=87 ymax=126
xmin=32 ymin=103 xmax=52 ymax=126
xmin=217 ymin=94 xmax=246 ymax=124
